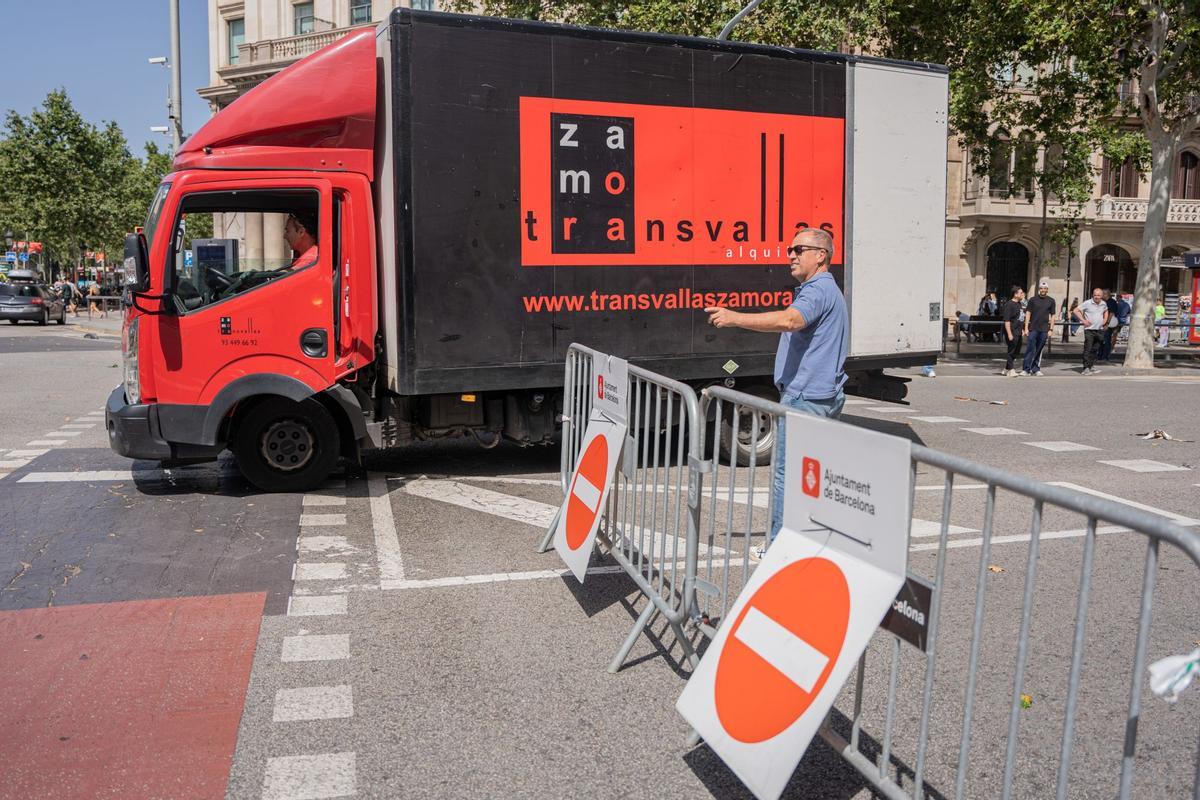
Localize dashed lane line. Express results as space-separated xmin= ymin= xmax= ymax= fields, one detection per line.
xmin=25 ymin=439 xmax=67 ymax=447
xmin=272 ymin=686 xmax=354 ymax=723
xmin=961 ymin=427 xmax=1029 ymax=436
xmin=281 ymin=634 xmax=351 ymax=663
xmin=293 ymin=563 xmax=349 ymax=581
xmin=261 ymin=752 xmax=356 ymax=800
xmin=298 ymin=512 xmax=346 ymax=527
xmin=1024 ymin=441 xmax=1101 ymax=452
xmin=287 ymin=595 xmax=348 ymax=617
xmin=1097 ymin=459 xmax=1191 ymax=474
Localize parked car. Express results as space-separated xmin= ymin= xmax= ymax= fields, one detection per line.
xmin=0 ymin=283 xmax=66 ymax=325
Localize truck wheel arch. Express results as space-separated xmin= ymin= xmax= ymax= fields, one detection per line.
xmin=205 ymin=375 xmax=318 ymax=446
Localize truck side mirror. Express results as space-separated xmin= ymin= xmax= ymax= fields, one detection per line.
xmin=124 ymin=232 xmax=150 ymax=292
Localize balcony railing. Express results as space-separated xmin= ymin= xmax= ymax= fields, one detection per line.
xmin=227 ymin=23 xmax=374 ymax=73
xmin=1094 ymin=196 xmax=1200 ymax=224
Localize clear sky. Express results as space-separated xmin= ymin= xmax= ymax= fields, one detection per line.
xmin=3 ymin=0 xmax=212 ymax=157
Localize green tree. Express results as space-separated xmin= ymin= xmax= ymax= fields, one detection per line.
xmin=0 ymin=90 xmax=170 ymax=280
xmin=1099 ymin=1 xmax=1200 ymax=367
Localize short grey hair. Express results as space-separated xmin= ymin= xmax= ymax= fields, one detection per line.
xmin=795 ymin=227 xmax=834 ymax=260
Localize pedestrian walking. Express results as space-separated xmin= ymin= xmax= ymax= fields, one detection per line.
xmin=1155 ymin=296 xmax=1169 ymax=348
xmin=87 ymin=282 xmax=107 ymax=318
xmin=1068 ymin=297 xmax=1081 ymax=336
xmin=1073 ymin=287 xmax=1110 ymax=374
xmin=1021 ymin=278 xmax=1055 ymax=375
xmin=705 ymin=226 xmax=848 ymax=551
xmin=1099 ymin=289 xmax=1120 ymax=360
xmin=1002 ymin=284 xmax=1025 ymax=376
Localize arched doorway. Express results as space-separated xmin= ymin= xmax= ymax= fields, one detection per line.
xmin=986 ymin=241 xmax=1030 ymax=297
xmin=1085 ymin=244 xmax=1134 ymax=294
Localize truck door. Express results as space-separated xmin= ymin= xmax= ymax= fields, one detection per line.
xmin=153 ymin=179 xmax=338 ymax=409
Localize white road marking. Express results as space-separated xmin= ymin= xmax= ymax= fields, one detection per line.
xmin=1098 ymin=459 xmax=1191 ymax=473
xmin=298 ymin=536 xmax=355 ymax=555
xmin=842 ymin=397 xmax=873 ymax=405
xmin=25 ymin=440 xmax=67 ymax=446
xmin=400 ymin=477 xmax=557 ymax=529
xmin=1025 ymin=441 xmax=1101 ymax=452
xmin=368 ymin=473 xmax=405 ymax=582
xmin=19 ymin=470 xmax=141 ymax=483
xmin=6 ymin=449 xmax=49 ymax=458
xmin=961 ymin=427 xmax=1028 ymax=436
xmin=273 ymin=686 xmax=353 ymax=723
xmin=910 ymin=519 xmax=978 ymax=538
xmin=46 ymin=430 xmax=82 ymax=437
xmin=0 ymin=459 xmax=29 ymax=469
xmin=733 ymin=606 xmax=830 ymax=692
xmin=281 ymin=634 xmax=350 ymax=662
xmin=863 ymin=405 xmax=916 ymax=414
xmin=909 ymin=416 xmax=969 ymax=424
xmin=299 ymin=513 xmax=346 ymax=527
xmin=382 ymin=564 xmax=629 ymax=590
xmin=287 ymin=595 xmax=348 ymax=617
xmin=303 ymin=494 xmax=347 ymax=506
xmin=293 ymin=563 xmax=348 ymax=581
xmin=463 ymin=476 xmax=561 ymax=486
xmin=60 ymin=423 xmax=95 ymax=430
xmin=910 ymin=525 xmax=1126 ymax=552
xmin=915 ymin=483 xmax=988 ymax=491
xmin=262 ymin=752 xmax=356 ymax=800
xmin=571 ymin=472 xmax=603 ymax=511
xmin=1048 ymin=481 xmax=1200 ymax=526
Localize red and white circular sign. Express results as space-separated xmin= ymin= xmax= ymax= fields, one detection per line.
xmin=565 ymin=434 xmax=610 ymax=550
xmin=714 ymin=557 xmax=850 ymax=743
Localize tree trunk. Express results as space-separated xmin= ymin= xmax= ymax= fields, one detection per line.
xmin=1124 ymin=132 xmax=1174 ymax=369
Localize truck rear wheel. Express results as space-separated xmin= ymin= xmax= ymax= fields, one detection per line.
xmin=233 ymin=397 xmax=340 ymax=492
xmin=718 ymin=384 xmax=777 ymax=466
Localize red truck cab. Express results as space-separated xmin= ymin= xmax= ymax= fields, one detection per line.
xmin=107 ymin=30 xmax=379 ymax=491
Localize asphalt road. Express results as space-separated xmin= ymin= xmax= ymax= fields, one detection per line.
xmin=1 ymin=322 xmax=1197 ymax=800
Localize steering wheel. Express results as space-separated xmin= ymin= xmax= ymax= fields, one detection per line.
xmin=205 ymin=268 xmax=234 ymax=291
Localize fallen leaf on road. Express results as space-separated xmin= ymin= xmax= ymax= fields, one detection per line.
xmin=1020 ymin=693 xmax=1033 ymax=709
xmin=988 ymin=564 xmax=1005 ymax=573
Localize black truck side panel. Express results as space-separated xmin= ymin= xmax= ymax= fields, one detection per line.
xmin=387 ymin=10 xmax=849 ymax=395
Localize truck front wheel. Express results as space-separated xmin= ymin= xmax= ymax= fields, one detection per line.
xmin=233 ymin=397 xmax=340 ymax=492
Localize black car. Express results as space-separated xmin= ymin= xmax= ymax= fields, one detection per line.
xmin=0 ymin=283 xmax=66 ymax=325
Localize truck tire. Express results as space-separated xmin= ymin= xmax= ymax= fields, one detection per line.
xmin=233 ymin=396 xmax=340 ymax=492
xmin=718 ymin=384 xmax=777 ymax=466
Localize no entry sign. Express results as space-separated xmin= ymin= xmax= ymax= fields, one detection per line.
xmin=676 ymin=412 xmax=912 ymax=800
xmin=553 ymin=410 xmax=626 ymax=582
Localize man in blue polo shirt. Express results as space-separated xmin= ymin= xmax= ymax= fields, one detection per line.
xmin=705 ymin=226 xmax=849 ymax=553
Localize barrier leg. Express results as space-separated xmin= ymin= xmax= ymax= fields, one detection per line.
xmin=537 ymin=503 xmax=561 ymax=553
xmin=670 ymin=618 xmax=699 ymax=670
xmin=608 ymin=601 xmax=658 ymax=674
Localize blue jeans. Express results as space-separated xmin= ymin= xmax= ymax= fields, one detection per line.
xmin=1022 ymin=329 xmax=1048 ymax=373
xmin=769 ymin=390 xmax=846 ymax=541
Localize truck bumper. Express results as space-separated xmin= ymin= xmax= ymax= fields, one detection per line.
xmin=105 ymin=385 xmax=172 ymax=460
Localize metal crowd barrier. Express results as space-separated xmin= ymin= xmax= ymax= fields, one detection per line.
xmin=538 ymin=343 xmax=707 ymax=674
xmin=692 ymin=384 xmax=1200 ymax=800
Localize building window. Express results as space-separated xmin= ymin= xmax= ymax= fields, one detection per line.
xmin=987 ymin=132 xmax=1011 ymax=197
xmin=1101 ymin=157 xmax=1140 ymax=197
xmin=227 ymin=18 xmax=245 ymax=65
xmin=1173 ymin=151 xmax=1199 ymax=200
xmin=412 ymin=0 xmax=437 ymax=10
xmin=350 ymin=0 xmax=372 ymax=24
xmin=294 ymin=2 xmax=315 ymax=35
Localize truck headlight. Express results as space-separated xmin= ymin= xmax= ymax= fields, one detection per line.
xmin=123 ymin=317 xmax=140 ymax=404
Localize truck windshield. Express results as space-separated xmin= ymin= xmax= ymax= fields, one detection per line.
xmin=143 ymin=183 xmax=171 ymax=251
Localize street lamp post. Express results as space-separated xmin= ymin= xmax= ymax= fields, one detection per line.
xmin=146 ymin=2 xmax=184 ymax=153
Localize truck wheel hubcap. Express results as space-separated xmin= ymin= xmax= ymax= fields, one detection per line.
xmin=261 ymin=419 xmax=315 ymax=472
xmin=735 ymin=407 xmax=772 ymax=451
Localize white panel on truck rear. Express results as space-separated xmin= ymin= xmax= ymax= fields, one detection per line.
xmin=846 ymin=63 xmax=948 ymax=358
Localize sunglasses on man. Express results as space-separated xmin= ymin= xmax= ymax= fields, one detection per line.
xmin=787 ymin=244 xmax=827 ymax=257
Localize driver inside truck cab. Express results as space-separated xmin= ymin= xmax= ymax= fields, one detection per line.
xmin=284 ymin=211 xmax=319 ymax=270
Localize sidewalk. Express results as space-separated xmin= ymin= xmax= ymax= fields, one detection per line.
xmin=67 ymin=312 xmax=123 ymax=338
xmin=942 ymin=335 xmax=1200 ymax=364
